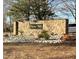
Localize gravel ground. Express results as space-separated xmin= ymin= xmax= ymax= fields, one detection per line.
xmin=3 ymin=35 xmax=63 ymax=44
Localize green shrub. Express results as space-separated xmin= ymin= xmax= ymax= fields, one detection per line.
xmin=38 ymin=30 xmax=50 ymax=40
xmin=38 ymin=33 xmax=44 ymax=38
xmin=51 ymin=32 xmax=54 ymax=35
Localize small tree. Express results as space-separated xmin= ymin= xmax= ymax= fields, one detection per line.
xmin=7 ymin=0 xmax=55 ymax=20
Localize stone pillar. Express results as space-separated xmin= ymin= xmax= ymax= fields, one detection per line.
xmin=65 ymin=19 xmax=68 ymax=34
xmin=13 ymin=21 xmax=18 ymax=35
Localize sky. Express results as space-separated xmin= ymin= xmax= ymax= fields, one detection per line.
xmin=4 ymin=0 xmax=76 ymax=24
xmin=55 ymin=11 xmax=75 ymax=24
xmin=48 ymin=0 xmax=75 ymax=24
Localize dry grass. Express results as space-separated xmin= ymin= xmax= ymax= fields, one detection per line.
xmin=4 ymin=43 xmax=76 ymax=59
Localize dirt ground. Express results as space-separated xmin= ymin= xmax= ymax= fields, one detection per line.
xmin=3 ymin=43 xmax=76 ymax=59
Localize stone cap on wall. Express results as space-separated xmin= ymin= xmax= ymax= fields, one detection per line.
xmin=13 ymin=18 xmax=68 ymax=22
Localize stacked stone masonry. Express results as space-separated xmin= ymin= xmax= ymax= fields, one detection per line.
xmin=13 ymin=19 xmax=68 ymax=38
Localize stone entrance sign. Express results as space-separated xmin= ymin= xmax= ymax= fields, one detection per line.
xmin=13 ymin=19 xmax=68 ymax=38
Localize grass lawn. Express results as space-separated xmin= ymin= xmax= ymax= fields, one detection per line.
xmin=4 ymin=43 xmax=76 ymax=59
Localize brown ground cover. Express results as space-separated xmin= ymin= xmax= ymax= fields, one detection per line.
xmin=4 ymin=43 xmax=76 ymax=59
